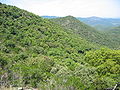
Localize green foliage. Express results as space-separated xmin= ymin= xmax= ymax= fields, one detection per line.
xmin=85 ymin=48 xmax=120 ymax=89
xmin=51 ymin=16 xmax=120 ymax=49
xmin=0 ymin=3 xmax=120 ymax=90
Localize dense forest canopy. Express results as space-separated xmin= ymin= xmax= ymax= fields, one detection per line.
xmin=0 ymin=3 xmax=120 ymax=90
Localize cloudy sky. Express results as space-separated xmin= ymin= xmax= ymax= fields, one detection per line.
xmin=1 ymin=0 xmax=120 ymax=18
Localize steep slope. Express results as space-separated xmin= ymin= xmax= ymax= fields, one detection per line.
xmin=51 ymin=16 xmax=120 ymax=49
xmin=0 ymin=3 xmax=99 ymax=89
xmin=77 ymin=16 xmax=120 ymax=30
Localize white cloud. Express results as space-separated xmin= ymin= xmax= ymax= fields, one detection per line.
xmin=1 ymin=0 xmax=120 ymax=18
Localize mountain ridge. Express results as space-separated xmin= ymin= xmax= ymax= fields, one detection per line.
xmin=42 ymin=15 xmax=120 ymax=30
xmin=51 ymin=16 xmax=120 ymax=49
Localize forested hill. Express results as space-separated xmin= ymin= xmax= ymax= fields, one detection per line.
xmin=0 ymin=3 xmax=97 ymax=88
xmin=51 ymin=16 xmax=120 ymax=49
xmin=0 ymin=3 xmax=120 ymax=90
xmin=0 ymin=3 xmax=97 ymax=56
xmin=107 ymin=26 xmax=120 ymax=34
xmin=103 ymin=26 xmax=120 ymax=46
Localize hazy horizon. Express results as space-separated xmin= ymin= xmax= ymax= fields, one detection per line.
xmin=41 ymin=15 xmax=120 ymax=19
xmin=1 ymin=0 xmax=120 ymax=18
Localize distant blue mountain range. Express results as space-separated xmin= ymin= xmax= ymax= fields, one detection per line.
xmin=77 ymin=16 xmax=120 ymax=30
xmin=41 ymin=16 xmax=59 ymax=18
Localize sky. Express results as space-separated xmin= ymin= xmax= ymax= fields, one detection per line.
xmin=1 ymin=0 xmax=120 ymax=18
